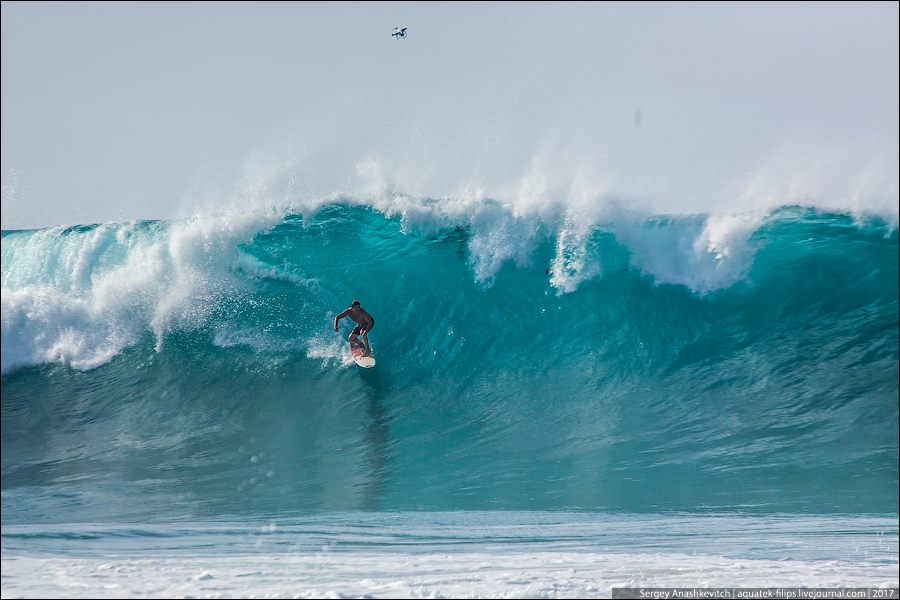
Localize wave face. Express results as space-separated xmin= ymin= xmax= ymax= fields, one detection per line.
xmin=2 ymin=201 xmax=898 ymax=521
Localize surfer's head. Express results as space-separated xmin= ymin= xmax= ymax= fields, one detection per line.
xmin=350 ymin=300 xmax=360 ymax=308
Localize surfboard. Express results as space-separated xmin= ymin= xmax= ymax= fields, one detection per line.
xmin=350 ymin=344 xmax=376 ymax=368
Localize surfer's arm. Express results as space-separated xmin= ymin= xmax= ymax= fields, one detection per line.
xmin=334 ymin=309 xmax=350 ymax=332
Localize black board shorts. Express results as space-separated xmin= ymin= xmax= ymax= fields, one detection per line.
xmin=352 ymin=319 xmax=374 ymax=336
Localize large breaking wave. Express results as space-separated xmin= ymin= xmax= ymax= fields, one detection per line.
xmin=1 ymin=199 xmax=897 ymax=521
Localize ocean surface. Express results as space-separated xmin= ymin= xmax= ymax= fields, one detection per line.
xmin=2 ymin=198 xmax=898 ymax=596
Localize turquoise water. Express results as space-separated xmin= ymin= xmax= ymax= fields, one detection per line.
xmin=2 ymin=203 xmax=897 ymax=520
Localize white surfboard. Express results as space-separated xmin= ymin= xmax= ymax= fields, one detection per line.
xmin=350 ymin=344 xmax=376 ymax=368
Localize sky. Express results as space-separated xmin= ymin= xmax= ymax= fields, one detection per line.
xmin=2 ymin=1 xmax=898 ymax=230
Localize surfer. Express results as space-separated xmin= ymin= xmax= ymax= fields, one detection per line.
xmin=334 ymin=300 xmax=375 ymax=357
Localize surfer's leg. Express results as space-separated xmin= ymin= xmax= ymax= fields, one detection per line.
xmin=361 ymin=332 xmax=371 ymax=356
xmin=349 ymin=332 xmax=362 ymax=348
xmin=349 ymin=324 xmax=363 ymax=348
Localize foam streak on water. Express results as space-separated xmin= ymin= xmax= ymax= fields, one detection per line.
xmin=2 ymin=514 xmax=898 ymax=598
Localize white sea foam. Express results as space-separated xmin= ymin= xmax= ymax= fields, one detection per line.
xmin=304 ymin=332 xmax=353 ymax=368
xmin=2 ymin=515 xmax=897 ymax=599
xmin=612 ymin=210 xmax=766 ymax=294
xmin=1 ymin=208 xmax=283 ymax=374
xmin=4 ymin=549 xmax=897 ymax=599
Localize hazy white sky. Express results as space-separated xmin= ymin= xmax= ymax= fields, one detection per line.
xmin=2 ymin=1 xmax=898 ymax=230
